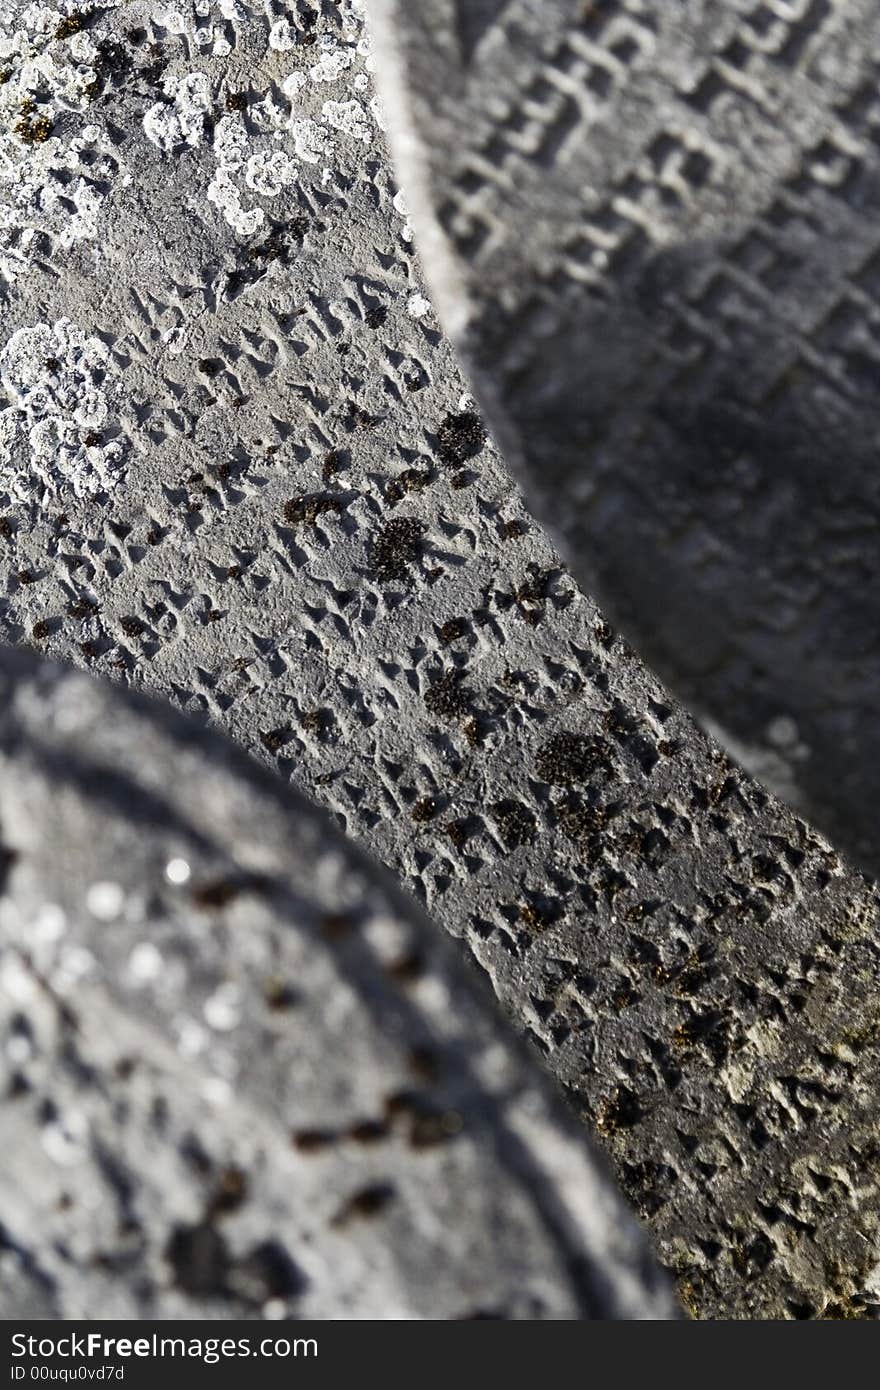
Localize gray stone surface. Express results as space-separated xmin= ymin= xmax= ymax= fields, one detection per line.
xmin=368 ymin=0 xmax=880 ymax=881
xmin=0 ymin=0 xmax=879 ymax=1319
xmin=0 ymin=645 xmax=675 ymax=1319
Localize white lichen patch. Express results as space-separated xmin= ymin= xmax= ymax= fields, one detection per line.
xmin=0 ymin=318 xmax=129 ymax=500
xmin=0 ymin=2 xmax=115 ymax=113
xmin=0 ymin=5 xmax=131 ymax=281
xmin=143 ymin=69 xmax=212 ymax=151
xmin=149 ymin=0 xmax=240 ymax=56
xmin=321 ymin=97 xmax=371 ymax=144
xmin=407 ymin=293 xmax=432 ymax=320
xmin=309 ymin=45 xmax=354 ymax=84
xmin=186 ymin=0 xmax=379 ymax=235
xmin=244 ymin=146 xmax=297 ymax=197
xmin=288 ymin=115 xmax=331 ymax=165
xmin=393 ymin=187 xmax=414 ymax=242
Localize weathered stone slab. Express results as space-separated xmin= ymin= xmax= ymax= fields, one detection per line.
xmin=1 ymin=0 xmax=880 ymax=1318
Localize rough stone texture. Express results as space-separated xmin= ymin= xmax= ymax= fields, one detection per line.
xmin=369 ymin=0 xmax=880 ymax=882
xmin=0 ymin=645 xmax=675 ymax=1320
xmin=0 ymin=0 xmax=879 ymax=1319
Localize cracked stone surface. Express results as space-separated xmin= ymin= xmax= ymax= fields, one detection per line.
xmin=0 ymin=0 xmax=879 ymax=1319
xmin=0 ymin=645 xmax=675 ymax=1320
xmin=369 ymin=0 xmax=880 ymax=882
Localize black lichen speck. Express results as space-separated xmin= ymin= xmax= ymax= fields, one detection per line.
xmin=439 ymin=617 xmax=467 ymax=645
xmin=535 ymin=731 xmax=614 ymax=785
xmin=370 ymin=518 xmax=426 ymax=583
xmin=424 ymin=670 xmax=471 ymax=720
xmin=436 ymin=410 xmax=486 ymax=467
xmin=491 ymin=800 xmax=537 ymax=849
xmin=283 ymin=494 xmax=343 ymax=526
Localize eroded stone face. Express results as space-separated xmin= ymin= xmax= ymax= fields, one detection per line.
xmin=0 ymin=645 xmax=674 ymax=1320
xmin=0 ymin=0 xmax=877 ymax=1320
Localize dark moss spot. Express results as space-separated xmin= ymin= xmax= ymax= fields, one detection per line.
xmin=225 ymin=89 xmax=248 ymax=111
xmin=55 ymin=12 xmax=88 ymax=38
xmin=503 ymin=518 xmax=526 ymax=540
xmin=283 ymin=494 xmax=345 ymax=526
xmin=198 ymin=358 xmax=222 ymax=378
xmin=14 ymin=111 xmax=53 ymax=144
xmin=191 ymin=879 xmax=241 ymax=910
xmin=120 ymin=615 xmax=142 ymax=638
xmin=410 ymin=1107 xmax=463 ymax=1149
xmin=397 ymin=467 xmax=431 ymax=496
xmin=292 ymin=1129 xmax=335 ymax=1153
xmin=247 ymin=225 xmax=295 ymax=265
xmin=0 ymin=516 xmax=13 ymax=539
xmin=597 ymin=1084 xmax=643 ymax=1135
xmin=410 ymin=796 xmax=438 ymax=824
xmin=334 ymin=1184 xmax=395 ymax=1224
xmin=208 ymin=1167 xmax=248 ymax=1217
xmin=16 ymin=569 xmax=34 ymax=586
xmin=610 ymin=979 xmax=641 ymax=1012
xmin=322 ymin=447 xmax=347 ymax=479
xmin=69 ymin=596 xmax=97 ymax=619
xmin=595 ymin=618 xmax=614 ymax=647
xmin=384 ymin=1089 xmax=463 ymax=1148
xmin=348 ymin=1118 xmax=389 ymax=1144
xmin=260 ymin=727 xmax=291 ymax=754
xmin=387 ymin=951 xmax=425 ymax=984
xmin=436 ymin=410 xmax=486 ymax=467
xmin=519 ymin=900 xmax=555 ymax=932
xmin=462 ymin=715 xmax=483 ymax=747
xmin=346 ymin=402 xmax=377 ymax=431
xmin=672 ymin=1009 xmax=732 ymax=1064
xmin=364 ymin=304 xmax=387 ymax=329
xmin=263 ymin=978 xmax=299 ymax=1011
xmin=439 ymin=617 xmax=467 ymax=644
xmin=424 ymin=669 xmax=471 ymax=719
xmin=301 ymin=707 xmax=335 ymax=740
xmin=370 ymin=517 xmax=426 ymax=583
xmin=535 ymin=731 xmax=614 ymax=785
xmin=603 ymin=703 xmax=639 ymax=738
xmin=31 ymin=619 xmax=52 ymax=642
xmin=731 ymin=1233 xmax=774 ymax=1280
xmin=445 ymin=819 xmax=469 ymax=850
xmin=491 ymin=800 xmax=537 ymax=849
xmin=515 ymin=565 xmax=554 ymax=626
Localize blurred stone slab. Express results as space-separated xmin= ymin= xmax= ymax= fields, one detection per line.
xmin=0 ymin=645 xmax=675 ymax=1319
xmin=368 ymin=0 xmax=880 ymax=880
